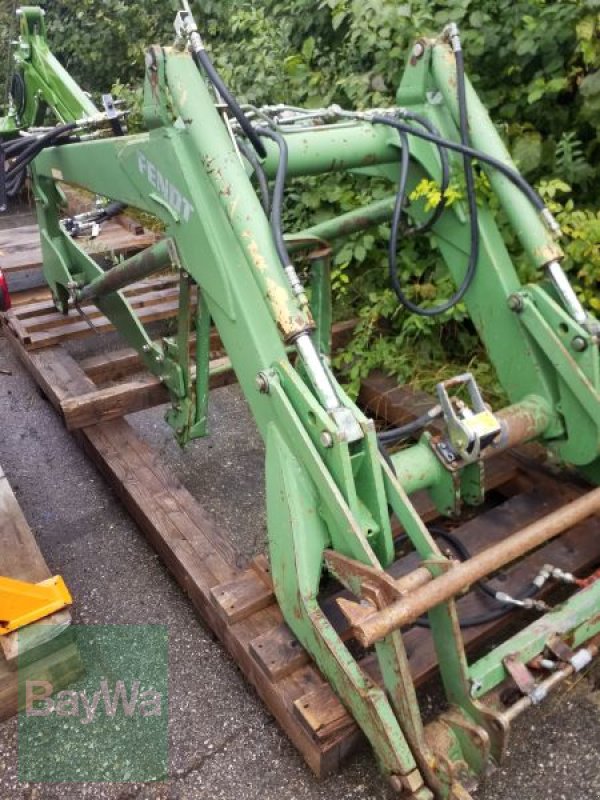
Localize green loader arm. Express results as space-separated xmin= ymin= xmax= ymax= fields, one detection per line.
xmin=2 ymin=6 xmax=600 ymax=798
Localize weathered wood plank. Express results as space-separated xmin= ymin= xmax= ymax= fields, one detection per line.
xmin=58 ymin=321 xmax=357 ymax=429
xmin=0 ymin=463 xmax=77 ymax=720
xmin=0 ymin=219 xmax=157 ymax=273
xmin=60 ymin=356 xmax=234 ymax=430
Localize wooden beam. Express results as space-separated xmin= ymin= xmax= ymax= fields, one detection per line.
xmin=61 ymin=355 xmax=235 ymax=429
xmin=0 ymin=463 xmax=80 ymax=720
xmin=0 ymin=219 xmax=157 ymax=274
xmin=60 ymin=320 xmax=358 ymax=430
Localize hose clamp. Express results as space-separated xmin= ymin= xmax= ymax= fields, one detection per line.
xmin=443 ymin=23 xmax=462 ymax=53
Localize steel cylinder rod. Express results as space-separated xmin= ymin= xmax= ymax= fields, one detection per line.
xmin=493 ymin=395 xmax=554 ymax=453
xmin=75 ymin=238 xmax=178 ymax=303
xmin=499 ymin=632 xmax=600 ymax=724
xmin=351 ymin=486 xmax=600 ymax=646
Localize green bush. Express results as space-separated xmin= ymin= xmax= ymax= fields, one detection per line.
xmin=2 ymin=0 xmax=599 ymax=397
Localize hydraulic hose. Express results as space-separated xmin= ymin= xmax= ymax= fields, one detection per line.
xmin=255 ymin=127 xmax=292 ymax=268
xmin=5 ymin=122 xmax=77 ymax=182
xmin=191 ymin=48 xmax=266 ymax=159
xmin=378 ymin=406 xmax=443 ymax=445
xmin=374 ymin=33 xmax=480 ymax=317
xmin=237 ymin=136 xmax=271 ymax=214
xmin=394 ymin=528 xmax=540 ymax=628
xmin=101 ymin=200 xmax=127 ymax=219
xmin=375 ymin=114 xmax=546 ymax=213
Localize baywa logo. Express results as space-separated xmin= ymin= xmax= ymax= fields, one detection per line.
xmin=18 ymin=625 xmax=168 ymax=783
xmin=25 ymin=678 xmax=162 ymax=725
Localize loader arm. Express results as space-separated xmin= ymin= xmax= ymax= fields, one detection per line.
xmin=2 ymin=6 xmax=600 ymax=798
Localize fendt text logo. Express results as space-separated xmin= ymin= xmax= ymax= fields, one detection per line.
xmin=137 ymin=151 xmax=194 ymax=222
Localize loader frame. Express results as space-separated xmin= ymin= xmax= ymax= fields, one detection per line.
xmin=2 ymin=6 xmax=600 ymax=798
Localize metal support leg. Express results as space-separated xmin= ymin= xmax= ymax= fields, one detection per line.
xmin=266 ymin=424 xmax=433 ymax=798
xmin=194 ymin=288 xmax=211 ymax=437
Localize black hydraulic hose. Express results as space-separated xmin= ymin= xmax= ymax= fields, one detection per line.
xmin=400 ymin=110 xmax=450 ymax=234
xmin=5 ymin=136 xmax=33 ymax=157
xmin=375 ymin=114 xmax=546 ymax=213
xmin=5 ymin=122 xmax=77 ymax=182
xmin=255 ymin=127 xmax=292 ymax=268
xmin=375 ymin=43 xmax=480 ymax=317
xmin=378 ymin=407 xmax=444 ymax=446
xmin=100 ymin=200 xmax=127 ymax=220
xmin=3 ymin=124 xmax=79 ymax=209
xmin=237 ymin=136 xmax=271 ymax=214
xmin=393 ymin=527 xmax=540 ymax=628
xmin=191 ymin=48 xmax=266 ymax=159
xmin=384 ymin=124 xmax=479 ymax=317
xmin=6 ymin=168 xmax=26 ymax=198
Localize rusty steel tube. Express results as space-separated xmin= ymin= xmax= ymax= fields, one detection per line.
xmin=394 ymin=567 xmax=433 ymax=595
xmin=75 ymin=238 xmax=178 ymax=303
xmin=487 ymin=395 xmax=553 ymax=458
xmin=354 ymin=487 xmax=600 ymax=646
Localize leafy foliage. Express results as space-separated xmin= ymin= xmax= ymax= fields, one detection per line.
xmin=1 ymin=0 xmax=599 ymax=398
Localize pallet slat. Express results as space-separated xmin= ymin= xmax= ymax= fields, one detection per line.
xmin=0 ymin=219 xmax=156 ymax=274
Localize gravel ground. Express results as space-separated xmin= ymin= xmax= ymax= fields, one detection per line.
xmin=0 ymin=330 xmax=599 ymax=800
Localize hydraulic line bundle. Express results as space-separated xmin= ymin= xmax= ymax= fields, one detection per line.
xmin=1 ymin=4 xmax=600 ymax=797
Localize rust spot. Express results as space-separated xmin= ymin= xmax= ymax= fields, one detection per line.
xmin=533 ymin=243 xmax=563 ymax=263
xmin=243 ymin=232 xmax=268 ymax=272
xmin=266 ymin=277 xmax=297 ymax=337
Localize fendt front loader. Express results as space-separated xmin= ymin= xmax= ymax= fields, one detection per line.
xmin=1 ymin=5 xmax=600 ymax=798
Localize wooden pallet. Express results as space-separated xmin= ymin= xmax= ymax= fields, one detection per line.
xmin=0 ymin=463 xmax=83 ymax=721
xmin=0 ymin=217 xmax=157 ymax=276
xmin=2 ymin=274 xmax=184 ymax=350
xmin=2 ymin=307 xmax=600 ymax=774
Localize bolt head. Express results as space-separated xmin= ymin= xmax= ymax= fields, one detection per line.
xmin=508 ymin=294 xmax=524 ymax=313
xmin=320 ymin=431 xmax=334 ymax=448
xmin=256 ymin=372 xmax=270 ymax=394
xmin=412 ymin=42 xmax=425 ymax=59
xmin=571 ymin=335 xmax=587 ymax=352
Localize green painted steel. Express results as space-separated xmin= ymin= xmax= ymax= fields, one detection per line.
xmin=391 ymin=439 xmax=444 ymax=495
xmin=469 ymin=579 xmax=600 ymax=697
xmin=430 ymin=44 xmax=563 ymax=270
xmin=8 ymin=7 xmax=97 ymax=129
xmin=2 ymin=9 xmax=600 ymax=797
xmin=287 ymin=195 xmax=396 ymax=250
xmin=75 ymin=238 xmax=176 ymax=303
